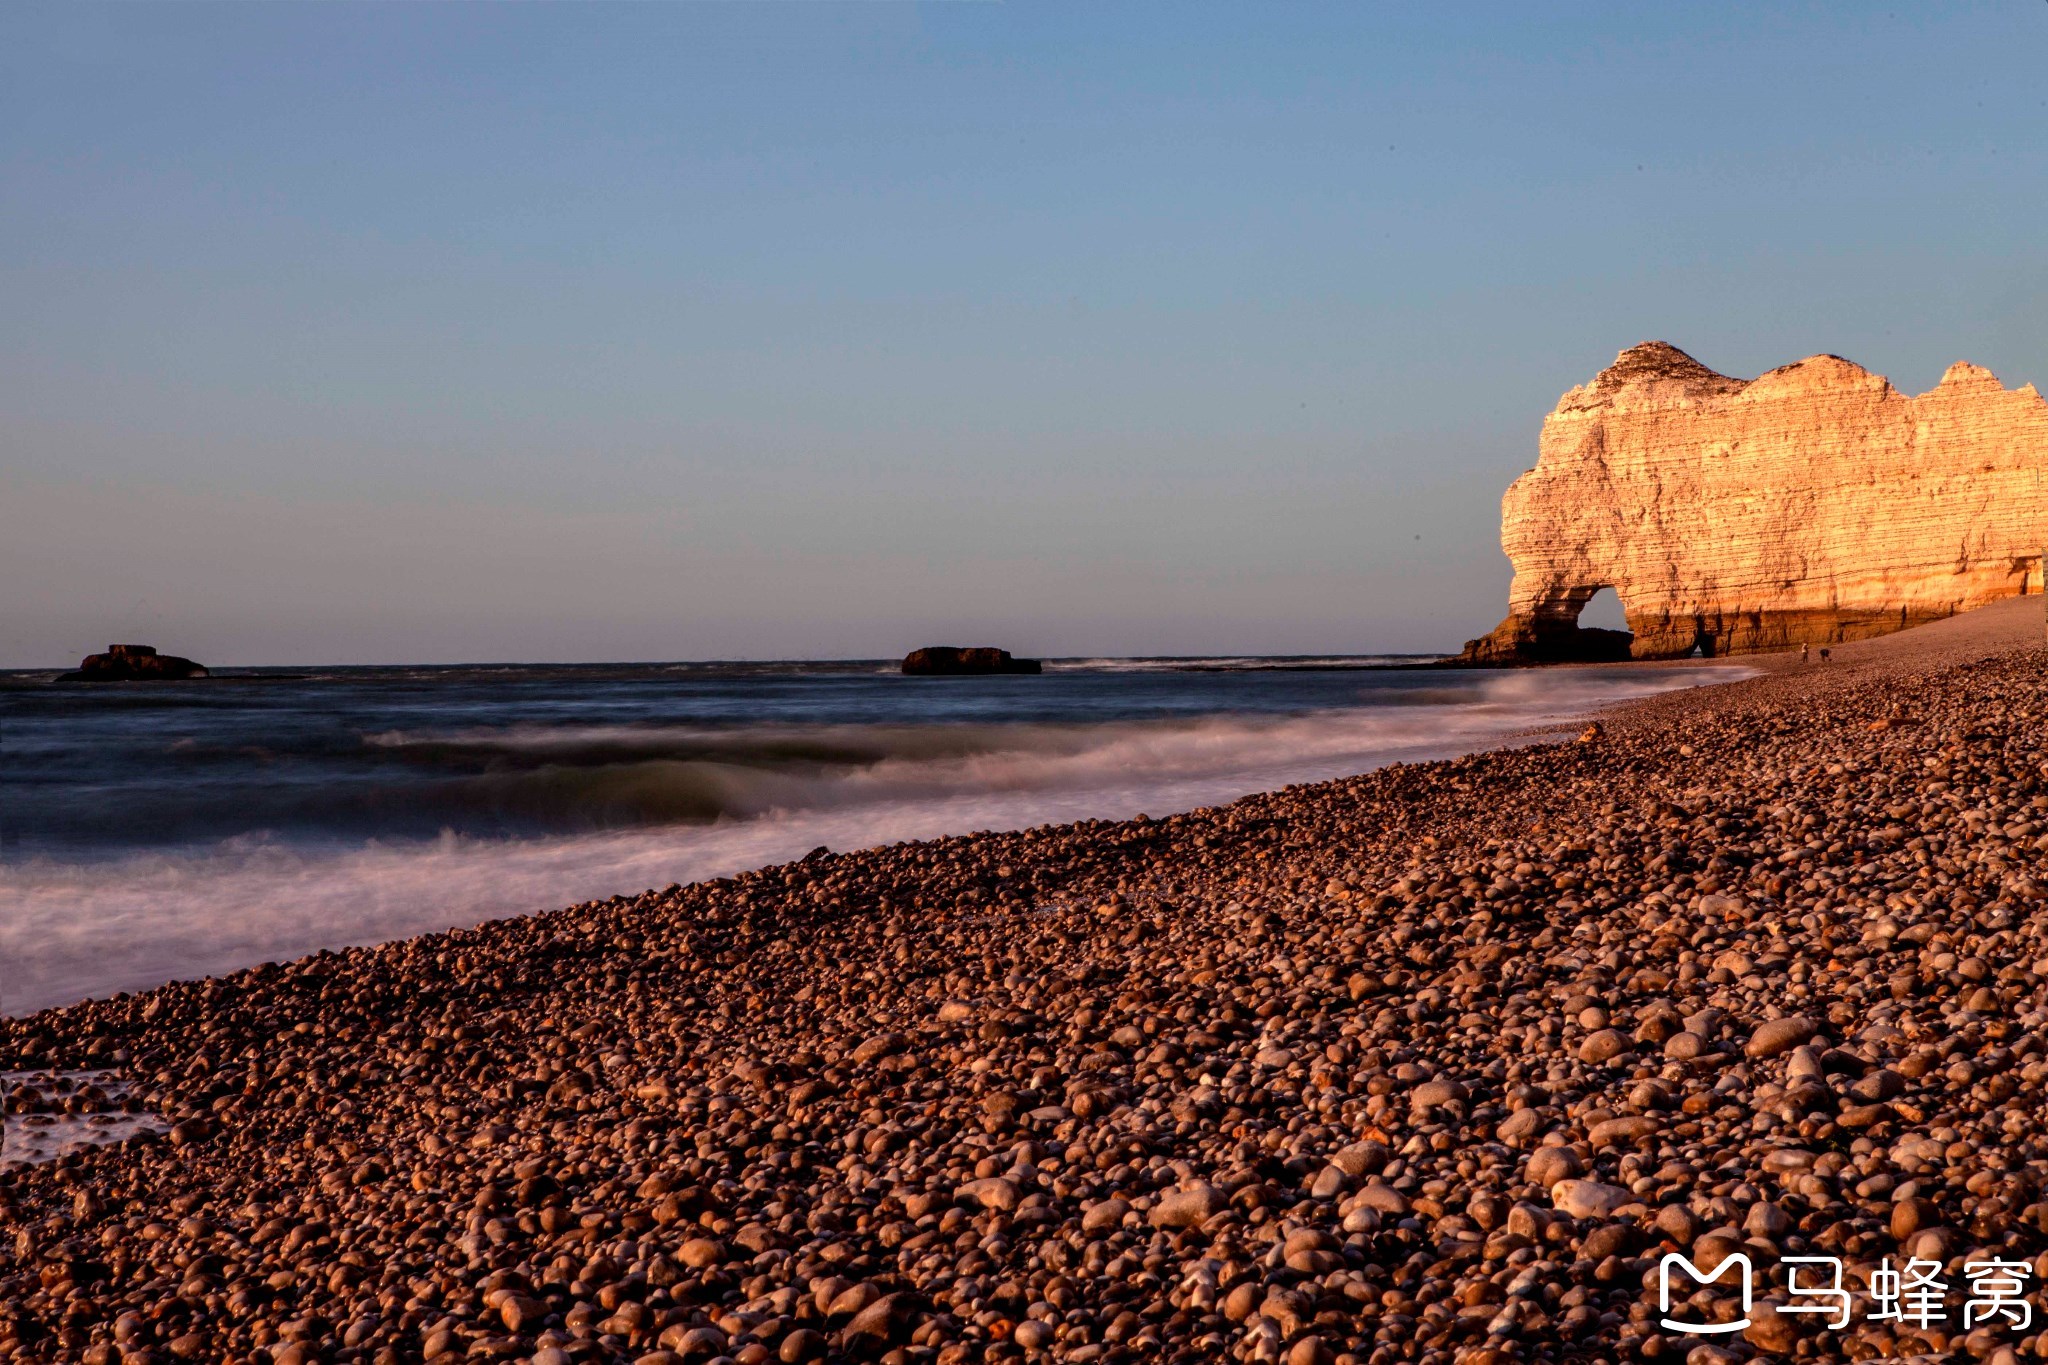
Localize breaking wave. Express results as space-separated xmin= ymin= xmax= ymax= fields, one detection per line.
xmin=1 ymin=663 xmax=1739 ymax=1013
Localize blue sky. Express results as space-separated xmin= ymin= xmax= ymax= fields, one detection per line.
xmin=3 ymin=2 xmax=2044 ymax=664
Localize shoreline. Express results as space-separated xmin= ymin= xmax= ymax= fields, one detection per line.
xmin=3 ymin=595 xmax=2044 ymax=1364
xmin=3 ymin=659 xmax=1722 ymax=1019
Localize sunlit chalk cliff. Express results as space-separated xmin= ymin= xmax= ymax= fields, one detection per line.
xmin=1461 ymin=341 xmax=2048 ymax=662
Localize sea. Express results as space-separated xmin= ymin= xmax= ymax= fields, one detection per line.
xmin=0 ymin=656 xmax=1738 ymax=1014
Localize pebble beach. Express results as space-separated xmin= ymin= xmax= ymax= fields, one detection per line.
xmin=6 ymin=595 xmax=2048 ymax=1365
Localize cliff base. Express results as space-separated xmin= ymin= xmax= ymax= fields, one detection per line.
xmin=1461 ymin=607 xmax=1958 ymax=664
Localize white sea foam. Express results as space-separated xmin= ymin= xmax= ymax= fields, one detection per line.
xmin=0 ymin=665 xmax=1740 ymax=1014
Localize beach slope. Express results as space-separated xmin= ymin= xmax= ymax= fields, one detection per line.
xmin=3 ymin=596 xmax=2045 ymax=1364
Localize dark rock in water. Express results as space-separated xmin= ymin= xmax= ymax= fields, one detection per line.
xmin=57 ymin=643 xmax=209 ymax=682
xmin=901 ymin=646 xmax=1042 ymax=676
xmin=1458 ymin=621 xmax=1636 ymax=666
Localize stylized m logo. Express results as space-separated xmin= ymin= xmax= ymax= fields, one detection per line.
xmin=1658 ymin=1251 xmax=1752 ymax=1334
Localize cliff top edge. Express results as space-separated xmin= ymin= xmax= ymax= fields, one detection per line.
xmin=1576 ymin=341 xmax=2033 ymax=407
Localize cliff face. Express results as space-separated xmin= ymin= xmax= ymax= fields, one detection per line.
xmin=1462 ymin=342 xmax=2048 ymax=662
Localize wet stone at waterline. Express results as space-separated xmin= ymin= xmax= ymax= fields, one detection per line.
xmin=1 ymin=1070 xmax=169 ymax=1169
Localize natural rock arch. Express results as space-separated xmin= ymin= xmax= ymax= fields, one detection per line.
xmin=1495 ymin=582 xmax=1638 ymax=662
xmin=1462 ymin=342 xmax=2048 ymax=663
xmin=1574 ymin=585 xmax=1629 ymax=634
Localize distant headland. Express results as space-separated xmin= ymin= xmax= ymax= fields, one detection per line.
xmin=1461 ymin=341 xmax=2048 ymax=664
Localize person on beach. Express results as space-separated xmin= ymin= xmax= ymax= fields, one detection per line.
xmin=1801 ymin=643 xmax=1809 ymax=664
xmin=1820 ymin=647 xmax=1831 ymax=663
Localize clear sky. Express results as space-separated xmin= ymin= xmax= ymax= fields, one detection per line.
xmin=3 ymin=2 xmax=2044 ymax=665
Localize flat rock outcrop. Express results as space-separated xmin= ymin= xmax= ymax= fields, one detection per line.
xmin=57 ymin=643 xmax=209 ymax=682
xmin=901 ymin=646 xmax=1042 ymax=676
xmin=1462 ymin=341 xmax=2048 ymax=661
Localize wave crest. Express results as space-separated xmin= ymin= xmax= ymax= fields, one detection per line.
xmin=1 ymin=664 xmax=1741 ymax=1013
